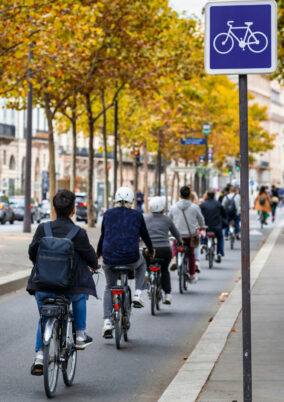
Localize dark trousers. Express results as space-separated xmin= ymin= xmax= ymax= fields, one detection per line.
xmin=145 ymin=247 xmax=172 ymax=294
xmin=182 ymin=238 xmax=196 ymax=276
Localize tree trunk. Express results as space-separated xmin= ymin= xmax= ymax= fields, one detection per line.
xmin=133 ymin=153 xmax=138 ymax=209
xmin=86 ymin=93 xmax=95 ymax=227
xmin=176 ymin=172 xmax=180 ymax=202
xmin=44 ymin=92 xmax=56 ymax=220
xmin=170 ymin=172 xmax=176 ymax=205
xmin=70 ymin=96 xmax=77 ymax=192
xmin=143 ymin=139 xmax=149 ymax=213
xmin=164 ymin=164 xmax=168 ymax=213
xmin=101 ymin=91 xmax=109 ymax=210
xmin=118 ymin=135 xmax=123 ymax=187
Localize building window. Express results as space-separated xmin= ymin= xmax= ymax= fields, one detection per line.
xmin=9 ymin=155 xmax=16 ymax=170
xmin=271 ymin=89 xmax=282 ymax=105
xmin=3 ymin=150 xmax=6 ymax=165
xmin=37 ymin=107 xmax=40 ymax=130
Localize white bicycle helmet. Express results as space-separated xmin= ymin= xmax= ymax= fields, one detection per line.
xmin=115 ymin=186 xmax=134 ymax=203
xmin=149 ymin=196 xmax=165 ymax=213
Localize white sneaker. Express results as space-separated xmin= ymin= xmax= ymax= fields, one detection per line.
xmin=164 ymin=294 xmax=172 ymax=305
xmin=189 ymin=276 xmax=198 ymax=284
xmin=195 ymin=260 xmax=201 ymax=273
xmin=102 ymin=319 xmax=113 ymax=338
xmin=133 ymin=290 xmax=144 ymax=308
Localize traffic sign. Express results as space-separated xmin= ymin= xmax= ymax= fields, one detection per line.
xmin=202 ymin=123 xmax=211 ymax=135
xmin=205 ymin=0 xmax=277 ymax=75
xmin=249 ymin=179 xmax=255 ymax=186
xmin=181 ymin=138 xmax=206 ymax=145
xmin=199 ymin=155 xmax=205 ymax=163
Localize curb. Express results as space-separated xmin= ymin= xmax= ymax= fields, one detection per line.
xmin=158 ymin=219 xmax=284 ymax=402
xmin=0 ymin=269 xmax=31 ymax=296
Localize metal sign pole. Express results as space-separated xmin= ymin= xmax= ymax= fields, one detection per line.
xmin=239 ymin=74 xmax=252 ymax=402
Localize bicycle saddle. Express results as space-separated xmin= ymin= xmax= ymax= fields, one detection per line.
xmin=227 ymin=20 xmax=234 ymax=25
xmin=245 ymin=22 xmax=253 ymax=26
xmin=112 ymin=266 xmax=131 ymax=272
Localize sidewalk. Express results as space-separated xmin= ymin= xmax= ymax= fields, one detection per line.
xmin=159 ymin=218 xmax=284 ymax=402
xmin=198 ymin=222 xmax=284 ymax=401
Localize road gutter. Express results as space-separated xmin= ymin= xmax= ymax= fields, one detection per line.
xmin=0 ymin=269 xmax=31 ymax=296
xmin=159 ymin=219 xmax=284 ymax=402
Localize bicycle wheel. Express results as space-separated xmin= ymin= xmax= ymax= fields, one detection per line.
xmin=230 ymin=234 xmax=234 ymax=250
xmin=213 ymin=33 xmax=234 ymax=54
xmin=123 ymin=287 xmax=131 ymax=342
xmin=62 ymin=319 xmax=77 ymax=386
xmin=183 ymin=260 xmax=188 ymax=291
xmin=248 ymin=32 xmax=268 ymax=53
xmin=43 ymin=321 xmax=60 ymax=398
xmin=156 ymin=286 xmax=161 ymax=311
xmin=178 ymin=264 xmax=183 ymax=294
xmin=151 ymin=285 xmax=156 ymax=315
xmin=208 ymin=249 xmax=214 ymax=269
xmin=115 ymin=310 xmax=122 ymax=349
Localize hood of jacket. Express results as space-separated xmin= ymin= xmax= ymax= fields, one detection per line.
xmin=175 ymin=199 xmax=192 ymax=211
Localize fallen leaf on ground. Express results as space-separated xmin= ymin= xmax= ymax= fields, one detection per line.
xmin=231 ymin=329 xmax=239 ymax=333
xmin=208 ymin=316 xmax=213 ymax=322
xmin=219 ymin=292 xmax=230 ymax=302
xmin=183 ymin=356 xmax=188 ymax=360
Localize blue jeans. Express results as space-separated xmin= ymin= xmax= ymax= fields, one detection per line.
xmin=225 ymin=215 xmax=240 ymax=236
xmin=35 ymin=292 xmax=86 ymax=352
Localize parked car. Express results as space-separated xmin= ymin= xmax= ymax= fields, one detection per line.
xmin=9 ymin=196 xmax=41 ymax=223
xmin=39 ymin=200 xmax=51 ymax=219
xmin=0 ymin=195 xmax=14 ymax=225
xmin=75 ymin=192 xmax=98 ymax=224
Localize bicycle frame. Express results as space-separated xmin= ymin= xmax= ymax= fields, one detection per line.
xmin=225 ymin=23 xmax=259 ymax=47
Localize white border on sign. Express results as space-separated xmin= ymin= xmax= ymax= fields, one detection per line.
xmin=204 ymin=0 xmax=277 ymax=75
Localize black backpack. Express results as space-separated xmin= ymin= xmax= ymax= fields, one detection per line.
xmin=33 ymin=222 xmax=80 ymax=289
xmin=224 ymin=195 xmax=237 ymax=219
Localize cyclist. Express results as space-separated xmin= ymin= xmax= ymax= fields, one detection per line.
xmin=189 ymin=191 xmax=202 ymax=273
xmin=200 ymin=189 xmax=226 ymax=263
xmin=97 ymin=186 xmax=154 ymax=338
xmin=270 ymin=185 xmax=279 ymax=222
xmin=222 ymin=185 xmax=241 ymax=240
xmin=144 ymin=196 xmax=182 ymax=304
xmin=254 ymin=185 xmax=271 ymax=224
xmin=27 ymin=190 xmax=98 ymax=376
xmin=168 ymin=186 xmax=205 ymax=284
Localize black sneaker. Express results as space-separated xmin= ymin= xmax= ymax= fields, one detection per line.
xmin=75 ymin=334 xmax=93 ymax=350
xmin=170 ymin=263 xmax=177 ymax=271
xmin=31 ymin=360 xmax=43 ymax=376
xmin=216 ymin=254 xmax=222 ymax=263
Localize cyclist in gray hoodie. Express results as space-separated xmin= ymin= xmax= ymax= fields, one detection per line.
xmin=144 ymin=196 xmax=182 ymax=304
xmin=168 ymin=186 xmax=205 ymax=283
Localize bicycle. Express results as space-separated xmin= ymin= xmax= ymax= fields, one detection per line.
xmin=176 ymin=244 xmax=189 ymax=294
xmin=260 ymin=210 xmax=266 ymax=229
xmin=40 ymin=296 xmax=77 ymax=398
xmin=110 ymin=266 xmax=132 ymax=350
xmin=147 ymin=258 xmax=163 ymax=315
xmin=228 ymin=220 xmax=236 ymax=250
xmin=213 ymin=20 xmax=268 ymax=55
xmin=206 ymin=232 xmax=216 ymax=269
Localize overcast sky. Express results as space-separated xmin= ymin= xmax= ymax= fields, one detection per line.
xmin=169 ymin=0 xmax=207 ymax=18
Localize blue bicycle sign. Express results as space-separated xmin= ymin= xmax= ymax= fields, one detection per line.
xmin=213 ymin=21 xmax=268 ymax=54
xmin=205 ymin=0 xmax=277 ymax=75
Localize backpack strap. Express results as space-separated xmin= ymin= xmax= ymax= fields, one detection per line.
xmin=44 ymin=221 xmax=53 ymax=237
xmin=65 ymin=225 xmax=80 ymax=240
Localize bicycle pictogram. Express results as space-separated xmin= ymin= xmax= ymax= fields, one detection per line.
xmin=213 ymin=21 xmax=268 ymax=54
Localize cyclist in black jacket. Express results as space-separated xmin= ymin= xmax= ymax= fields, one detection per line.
xmin=27 ymin=190 xmax=98 ymax=376
xmin=200 ymin=189 xmax=227 ymax=263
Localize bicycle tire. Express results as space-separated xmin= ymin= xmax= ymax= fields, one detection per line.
xmin=156 ymin=287 xmax=161 ymax=311
xmin=209 ymin=249 xmax=213 ymax=269
xmin=62 ymin=319 xmax=77 ymax=386
xmin=230 ymin=235 xmax=234 ymax=250
xmin=43 ymin=321 xmax=60 ymax=398
xmin=183 ymin=260 xmax=188 ymax=291
xmin=123 ymin=287 xmax=131 ymax=342
xmin=151 ymin=285 xmax=156 ymax=315
xmin=115 ymin=310 xmax=122 ymax=349
xmin=178 ymin=265 xmax=183 ymax=294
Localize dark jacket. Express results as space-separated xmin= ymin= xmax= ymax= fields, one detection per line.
xmin=200 ymin=199 xmax=226 ymax=231
xmin=97 ymin=206 xmax=153 ymax=266
xmin=27 ymin=217 xmax=98 ymax=297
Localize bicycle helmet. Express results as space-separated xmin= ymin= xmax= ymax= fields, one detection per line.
xmin=115 ymin=187 xmax=134 ymax=203
xmin=149 ymin=196 xmax=165 ymax=213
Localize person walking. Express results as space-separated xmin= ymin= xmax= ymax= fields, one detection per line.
xmin=254 ymin=185 xmax=271 ymax=224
